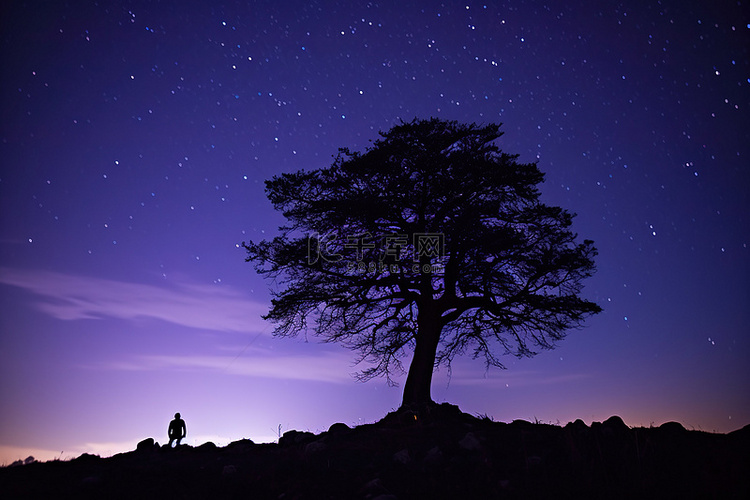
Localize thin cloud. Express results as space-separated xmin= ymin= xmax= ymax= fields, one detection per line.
xmin=99 ymin=349 xmax=357 ymax=384
xmin=438 ymin=367 xmax=591 ymax=388
xmin=0 ymin=267 xmax=268 ymax=334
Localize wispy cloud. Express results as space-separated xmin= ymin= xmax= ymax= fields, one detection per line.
xmin=92 ymin=348 xmax=357 ymax=384
xmin=0 ymin=267 xmax=268 ymax=334
xmin=437 ymin=366 xmax=590 ymax=388
xmin=98 ymin=349 xmax=358 ymax=384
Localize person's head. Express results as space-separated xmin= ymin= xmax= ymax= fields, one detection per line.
xmin=175 ymin=412 xmax=181 ymax=419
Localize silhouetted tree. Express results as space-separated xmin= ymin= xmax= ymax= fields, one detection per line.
xmin=244 ymin=118 xmax=602 ymax=408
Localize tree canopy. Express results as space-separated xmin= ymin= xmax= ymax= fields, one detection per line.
xmin=244 ymin=117 xmax=602 ymax=407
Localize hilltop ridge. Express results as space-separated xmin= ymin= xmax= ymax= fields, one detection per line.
xmin=2 ymin=404 xmax=748 ymax=499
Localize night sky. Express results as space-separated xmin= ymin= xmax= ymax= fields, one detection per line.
xmin=1 ymin=0 xmax=748 ymax=463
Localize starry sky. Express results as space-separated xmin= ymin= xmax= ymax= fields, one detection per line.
xmin=1 ymin=0 xmax=748 ymax=463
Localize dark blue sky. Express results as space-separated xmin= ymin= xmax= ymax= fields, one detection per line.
xmin=1 ymin=0 xmax=748 ymax=462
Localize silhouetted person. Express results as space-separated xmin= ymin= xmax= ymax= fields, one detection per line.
xmin=168 ymin=412 xmax=187 ymax=447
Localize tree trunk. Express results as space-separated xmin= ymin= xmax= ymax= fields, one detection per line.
xmin=401 ymin=308 xmax=441 ymax=408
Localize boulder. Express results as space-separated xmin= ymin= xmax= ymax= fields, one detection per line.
xmin=602 ymin=415 xmax=629 ymax=435
xmin=392 ymin=448 xmax=411 ymax=465
xmin=74 ymin=453 xmax=102 ymax=463
xmin=279 ymin=429 xmax=315 ymax=446
xmin=304 ymin=439 xmax=327 ymax=456
xmin=136 ymin=437 xmax=155 ymax=452
xmin=328 ymin=422 xmax=351 ymax=434
xmin=423 ymin=446 xmax=443 ymax=466
xmin=659 ymin=421 xmax=687 ymax=434
xmin=510 ymin=419 xmax=534 ymax=429
xmin=565 ymin=419 xmax=588 ymax=432
xmin=80 ymin=475 xmax=102 ymax=486
xmin=458 ymin=432 xmax=482 ymax=452
xmin=360 ymin=478 xmax=389 ymax=497
xmin=226 ymin=438 xmax=255 ymax=452
xmin=197 ymin=441 xmax=217 ymax=451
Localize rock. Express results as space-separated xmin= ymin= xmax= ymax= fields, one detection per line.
xmin=226 ymin=438 xmax=255 ymax=452
xmin=423 ymin=446 xmax=443 ymax=466
xmin=81 ymin=475 xmax=102 ymax=485
xmin=428 ymin=402 xmax=464 ymax=423
xmin=510 ymin=419 xmax=534 ymax=429
xmin=565 ymin=419 xmax=588 ymax=432
xmin=728 ymin=423 xmax=750 ymax=440
xmin=362 ymin=477 xmax=383 ymax=489
xmin=526 ymin=455 xmax=543 ymax=466
xmin=388 ymin=408 xmax=419 ymax=426
xmin=197 ymin=441 xmax=217 ymax=451
xmin=602 ymin=415 xmax=630 ymax=436
xmin=659 ymin=421 xmax=687 ymax=434
xmin=74 ymin=453 xmax=101 ymax=463
xmin=303 ymin=439 xmax=326 ymax=456
xmin=328 ymin=422 xmax=350 ymax=434
xmin=458 ymin=432 xmax=482 ymax=451
xmin=395 ymin=401 xmax=466 ymax=426
xmin=603 ymin=415 xmax=629 ymax=434
xmin=279 ymin=430 xmax=315 ymax=446
xmin=360 ymin=478 xmax=389 ymax=497
xmin=392 ymin=448 xmax=411 ymax=465
xmin=136 ymin=437 xmax=155 ymax=452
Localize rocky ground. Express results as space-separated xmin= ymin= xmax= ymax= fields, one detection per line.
xmin=1 ymin=403 xmax=748 ymax=499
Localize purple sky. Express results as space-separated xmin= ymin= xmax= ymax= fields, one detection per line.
xmin=1 ymin=0 xmax=748 ymax=463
